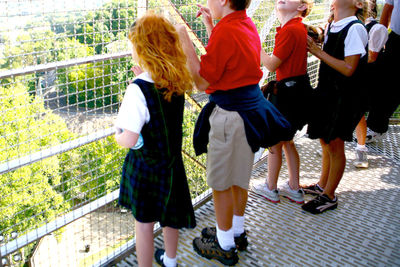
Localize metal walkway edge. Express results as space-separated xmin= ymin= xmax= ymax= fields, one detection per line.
xmin=114 ymin=126 xmax=400 ymax=266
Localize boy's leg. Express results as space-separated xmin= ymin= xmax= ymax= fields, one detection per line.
xmin=252 ymin=142 xmax=281 ymax=203
xmin=213 ymin=188 xmax=234 ymax=231
xmin=324 ymin=137 xmax=346 ymax=199
xmin=231 ymin=185 xmax=248 ymax=217
xmin=282 ymin=140 xmax=300 ymax=190
xmin=135 ymin=220 xmax=155 ymax=267
xmin=280 ymin=140 xmax=304 ymax=204
xmin=267 ymin=142 xmax=283 ymax=190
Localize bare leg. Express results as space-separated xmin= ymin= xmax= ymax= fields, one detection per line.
xmin=318 ymin=139 xmax=330 ymax=189
xmin=282 ymin=140 xmax=300 ymax=190
xmin=163 ymin=227 xmax=179 ymax=259
xmin=267 ymin=142 xmax=283 ymax=190
xmin=135 ymin=221 xmax=155 ymax=267
xmin=231 ymin=185 xmax=248 ymax=216
xmin=356 ymin=116 xmax=367 ymax=145
xmin=213 ymin=188 xmax=233 ymax=230
xmin=324 ymin=138 xmax=346 ymax=199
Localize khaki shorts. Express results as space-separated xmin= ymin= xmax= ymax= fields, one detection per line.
xmin=207 ymin=106 xmax=255 ymax=191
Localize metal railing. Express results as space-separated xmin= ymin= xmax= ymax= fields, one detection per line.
xmin=1 ymin=0 xmax=373 ymax=266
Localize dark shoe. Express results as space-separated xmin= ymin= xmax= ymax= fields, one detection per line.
xmin=301 ymin=194 xmax=338 ymax=214
xmin=300 ymin=183 xmax=323 ymax=195
xmin=154 ymin=248 xmax=166 ymax=267
xmin=193 ymin=236 xmax=239 ymax=266
xmin=154 ymin=248 xmax=178 ymax=267
xmin=201 ymin=226 xmax=248 ymax=251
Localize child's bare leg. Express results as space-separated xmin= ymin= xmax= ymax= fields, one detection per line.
xmin=163 ymin=226 xmax=179 ymax=258
xmin=324 ymin=138 xmax=346 ymax=199
xmin=319 ymin=139 xmax=330 ymax=188
xmin=267 ymin=142 xmax=283 ymax=190
xmin=135 ymin=220 xmax=155 ymax=267
xmin=356 ymin=116 xmax=367 ymax=145
xmin=282 ymin=140 xmax=300 ymax=190
xmin=231 ymin=185 xmax=248 ymax=216
xmin=213 ymin=188 xmax=233 ymax=230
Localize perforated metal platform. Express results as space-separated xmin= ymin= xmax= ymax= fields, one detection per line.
xmin=114 ymin=126 xmax=400 ymax=267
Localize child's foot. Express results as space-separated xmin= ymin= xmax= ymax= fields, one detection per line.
xmin=155 ymin=248 xmax=178 ymax=267
xmin=300 ymin=183 xmax=323 ymax=195
xmin=201 ymin=226 xmax=248 ymax=251
xmin=353 ymin=148 xmax=368 ymax=168
xmin=279 ymin=181 xmax=304 ymax=204
xmin=252 ymin=183 xmax=280 ymax=203
xmin=192 ymin=236 xmax=239 ymax=266
xmin=366 ymin=129 xmax=384 ymax=143
xmin=301 ymin=194 xmax=338 ymax=214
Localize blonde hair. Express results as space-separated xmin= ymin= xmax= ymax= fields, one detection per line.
xmin=128 ymin=12 xmax=193 ymax=101
xmin=301 ymin=0 xmax=314 ymax=17
xmin=355 ymin=0 xmax=368 ymax=23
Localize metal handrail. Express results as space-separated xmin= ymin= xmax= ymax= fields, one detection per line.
xmin=0 ymin=52 xmax=131 ymax=79
xmin=0 ymin=128 xmax=115 ymax=175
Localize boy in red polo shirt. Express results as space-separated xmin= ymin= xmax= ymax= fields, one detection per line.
xmin=177 ymin=0 xmax=291 ymax=265
xmin=253 ymin=0 xmax=313 ymax=204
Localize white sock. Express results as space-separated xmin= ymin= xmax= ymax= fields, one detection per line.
xmin=216 ymin=225 xmax=235 ymax=251
xmin=356 ymin=144 xmax=368 ymax=152
xmin=162 ymin=252 xmax=177 ymax=267
xmin=232 ymin=215 xmax=245 ymax=237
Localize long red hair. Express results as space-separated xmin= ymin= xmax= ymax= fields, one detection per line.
xmin=128 ymin=12 xmax=193 ymax=101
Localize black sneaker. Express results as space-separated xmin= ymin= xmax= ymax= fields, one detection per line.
xmin=193 ymin=236 xmax=239 ymax=266
xmin=300 ymin=183 xmax=323 ymax=195
xmin=301 ymin=194 xmax=338 ymax=214
xmin=154 ymin=248 xmax=166 ymax=267
xmin=201 ymin=226 xmax=248 ymax=251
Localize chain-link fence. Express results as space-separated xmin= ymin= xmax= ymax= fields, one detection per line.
xmin=5 ymin=0 xmax=392 ymax=266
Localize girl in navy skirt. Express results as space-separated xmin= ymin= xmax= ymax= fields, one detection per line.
xmin=114 ymin=12 xmax=195 ymax=267
xmin=301 ymin=0 xmax=368 ymax=214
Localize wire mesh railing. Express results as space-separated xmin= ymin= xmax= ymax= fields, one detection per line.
xmin=4 ymin=0 xmax=394 ymax=266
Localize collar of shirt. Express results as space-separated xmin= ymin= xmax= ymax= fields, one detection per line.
xmin=365 ymin=17 xmax=377 ymax=24
xmin=212 ymin=10 xmax=248 ymax=32
xmin=330 ymin=16 xmax=358 ymax=33
xmin=276 ymin=17 xmax=303 ymax=32
xmin=134 ymin=71 xmax=154 ymax=83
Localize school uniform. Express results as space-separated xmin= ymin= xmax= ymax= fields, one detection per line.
xmin=194 ymin=10 xmax=291 ymax=191
xmin=116 ymin=72 xmax=196 ymax=229
xmin=367 ymin=0 xmax=400 ymax=133
xmin=307 ymin=16 xmax=368 ymax=143
xmin=267 ymin=17 xmax=313 ymax=138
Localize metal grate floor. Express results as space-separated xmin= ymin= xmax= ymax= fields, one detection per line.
xmin=115 ymin=126 xmax=400 ymax=267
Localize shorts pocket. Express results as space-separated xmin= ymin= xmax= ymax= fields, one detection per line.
xmin=209 ymin=107 xmax=226 ymax=143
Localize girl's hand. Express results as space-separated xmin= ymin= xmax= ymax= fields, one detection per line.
xmin=131 ymin=66 xmax=143 ymax=76
xmin=196 ymin=4 xmax=214 ymax=35
xmin=307 ymin=36 xmax=322 ymax=57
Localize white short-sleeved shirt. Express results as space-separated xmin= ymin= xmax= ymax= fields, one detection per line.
xmin=366 ymin=19 xmax=389 ymax=52
xmin=114 ymin=72 xmax=152 ymax=134
xmin=324 ymin=16 xmax=368 ymax=57
xmin=386 ymin=0 xmax=400 ymax=35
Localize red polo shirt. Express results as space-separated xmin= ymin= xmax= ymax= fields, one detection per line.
xmin=273 ymin=17 xmax=308 ymax=81
xmin=199 ymin=10 xmax=263 ymax=94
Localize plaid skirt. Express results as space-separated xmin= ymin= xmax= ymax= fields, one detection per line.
xmin=118 ymin=149 xmax=196 ymax=229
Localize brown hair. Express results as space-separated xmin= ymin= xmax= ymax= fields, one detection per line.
xmin=128 ymin=12 xmax=193 ymax=101
xmin=229 ymin=0 xmax=251 ymax=10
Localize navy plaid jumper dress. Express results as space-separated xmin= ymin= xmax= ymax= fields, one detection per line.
xmin=118 ymin=79 xmax=196 ymax=229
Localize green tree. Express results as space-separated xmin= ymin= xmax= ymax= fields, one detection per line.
xmin=0 ymin=83 xmax=71 ymax=238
